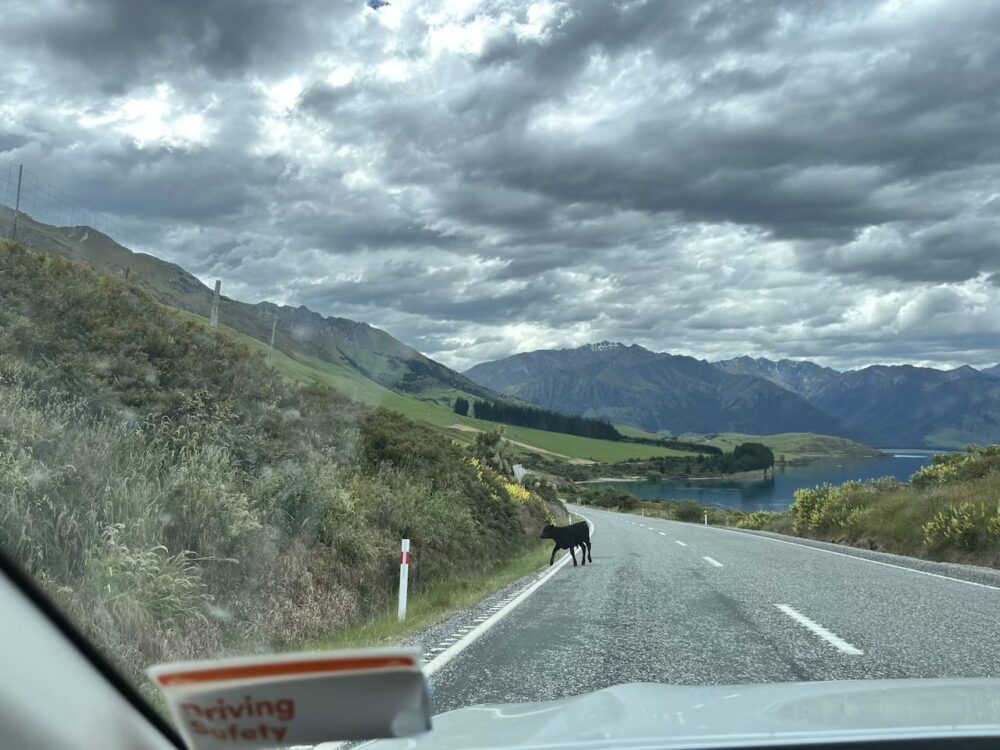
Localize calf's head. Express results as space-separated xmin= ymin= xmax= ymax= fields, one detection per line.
xmin=539 ymin=525 xmax=555 ymax=539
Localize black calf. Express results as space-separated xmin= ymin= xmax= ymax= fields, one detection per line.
xmin=540 ymin=521 xmax=592 ymax=566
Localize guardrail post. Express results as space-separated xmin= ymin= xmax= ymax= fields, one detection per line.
xmin=398 ymin=539 xmax=411 ymax=621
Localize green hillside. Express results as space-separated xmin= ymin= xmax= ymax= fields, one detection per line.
xmin=0 ymin=241 xmax=555 ymax=696
xmin=171 ymin=309 xmax=677 ymax=463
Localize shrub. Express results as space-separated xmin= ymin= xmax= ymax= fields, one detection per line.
xmin=582 ymin=489 xmax=638 ymax=511
xmin=674 ymin=501 xmax=704 ymax=523
xmin=989 ymin=505 xmax=1000 ymax=540
xmin=737 ymin=511 xmax=780 ymax=530
xmin=791 ymin=479 xmax=901 ymax=536
xmin=922 ymin=501 xmax=993 ymax=551
xmin=911 ymin=446 xmax=1000 ymax=488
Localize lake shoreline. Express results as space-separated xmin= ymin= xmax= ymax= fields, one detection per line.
xmin=582 ymin=451 xmax=934 ymax=512
xmin=576 ymin=476 xmax=644 ymax=484
xmin=679 ymin=468 xmax=772 ymax=481
xmin=577 ymin=468 xmax=773 ymax=484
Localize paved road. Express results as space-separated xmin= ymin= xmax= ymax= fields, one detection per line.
xmin=427 ymin=507 xmax=1000 ymax=713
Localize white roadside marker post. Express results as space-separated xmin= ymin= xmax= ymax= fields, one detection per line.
xmin=398 ymin=539 xmax=411 ymax=621
xmin=704 ymin=511 xmax=708 ymax=526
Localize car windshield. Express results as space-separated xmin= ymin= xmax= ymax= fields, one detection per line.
xmin=2 ymin=0 xmax=1000 ymax=746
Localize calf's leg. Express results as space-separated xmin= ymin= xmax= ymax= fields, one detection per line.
xmin=549 ymin=543 xmax=558 ymax=566
xmin=569 ymin=545 xmax=577 ymax=566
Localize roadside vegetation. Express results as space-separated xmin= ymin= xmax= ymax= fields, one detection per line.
xmin=580 ymin=444 xmax=1000 ymax=569
xmin=0 ymin=242 xmax=560 ymax=698
xmin=575 ymin=489 xmax=738 ymax=525
xmin=738 ymin=446 xmax=1000 ymax=566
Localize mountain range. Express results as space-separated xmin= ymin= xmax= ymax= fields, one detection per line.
xmin=466 ymin=344 xmax=1000 ymax=449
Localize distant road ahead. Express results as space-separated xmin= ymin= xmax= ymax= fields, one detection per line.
xmin=428 ymin=507 xmax=1000 ymax=712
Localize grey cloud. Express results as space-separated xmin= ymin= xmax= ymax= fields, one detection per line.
xmin=297 ymin=83 xmax=363 ymax=118
xmin=3 ymin=0 xmax=361 ymax=93
xmin=431 ymin=185 xmax=555 ymax=231
xmin=817 ymin=216 xmax=1000 ymax=283
xmin=3 ymin=0 xmax=999 ymax=371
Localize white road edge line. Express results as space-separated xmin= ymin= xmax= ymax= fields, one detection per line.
xmin=424 ymin=512 xmax=595 ymax=677
xmin=776 ymin=604 xmax=864 ymax=655
xmin=702 ymin=556 xmax=724 ymax=568
xmin=705 ymin=525 xmax=1000 ymax=592
xmin=675 ymin=541 xmax=687 ymax=547
xmin=601 ymin=505 xmax=1000 ymax=592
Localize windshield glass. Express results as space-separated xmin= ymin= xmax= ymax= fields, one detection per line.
xmin=2 ymin=0 xmax=1000 ymax=743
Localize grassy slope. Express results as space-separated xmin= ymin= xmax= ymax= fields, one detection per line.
xmin=177 ymin=310 xmax=679 ymax=463
xmin=1 ymin=242 xmax=559 ymax=695
xmin=314 ymin=541 xmax=552 ymax=650
xmin=685 ymin=432 xmax=881 ymax=460
xmin=244 ymin=334 xmax=855 ymax=464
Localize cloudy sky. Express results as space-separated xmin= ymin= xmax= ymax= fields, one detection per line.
xmin=2 ymin=0 xmax=999 ymax=371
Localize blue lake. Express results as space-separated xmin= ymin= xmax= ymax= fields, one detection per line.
xmin=589 ymin=449 xmax=939 ymax=512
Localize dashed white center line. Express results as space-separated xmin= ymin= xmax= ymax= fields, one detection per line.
xmin=702 ymin=556 xmax=724 ymax=567
xmin=658 ymin=531 xmax=666 ymax=536
xmin=675 ymin=541 xmax=687 ymax=546
xmin=776 ymin=604 xmax=864 ymax=655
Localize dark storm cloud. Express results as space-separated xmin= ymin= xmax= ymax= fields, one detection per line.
xmin=3 ymin=0 xmax=999 ymax=371
xmin=819 ymin=217 xmax=1000 ymax=283
xmin=2 ymin=0 xmax=359 ymax=92
xmin=415 ymin=0 xmax=1000 ymax=246
xmin=297 ymin=83 xmax=363 ymax=119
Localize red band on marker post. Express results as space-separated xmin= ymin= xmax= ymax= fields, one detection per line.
xmin=398 ymin=539 xmax=411 ymax=621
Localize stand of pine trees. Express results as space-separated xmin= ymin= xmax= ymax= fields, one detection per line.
xmin=472 ymin=399 xmax=621 ymax=440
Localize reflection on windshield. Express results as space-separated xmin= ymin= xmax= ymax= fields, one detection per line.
xmin=3 ymin=0 xmax=1000 ymax=741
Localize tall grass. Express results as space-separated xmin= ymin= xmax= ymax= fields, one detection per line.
xmin=0 ymin=241 xmax=553 ymax=700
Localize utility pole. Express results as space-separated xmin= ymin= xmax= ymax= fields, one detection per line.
xmin=210 ymin=280 xmax=221 ymax=330
xmin=10 ymin=164 xmax=23 ymax=242
xmin=268 ymin=316 xmax=277 ymax=362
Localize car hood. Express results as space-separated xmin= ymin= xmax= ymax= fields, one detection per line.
xmin=366 ymin=679 xmax=1000 ymax=750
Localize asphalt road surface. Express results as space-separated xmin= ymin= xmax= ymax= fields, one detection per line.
xmin=427 ymin=506 xmax=1000 ymax=714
